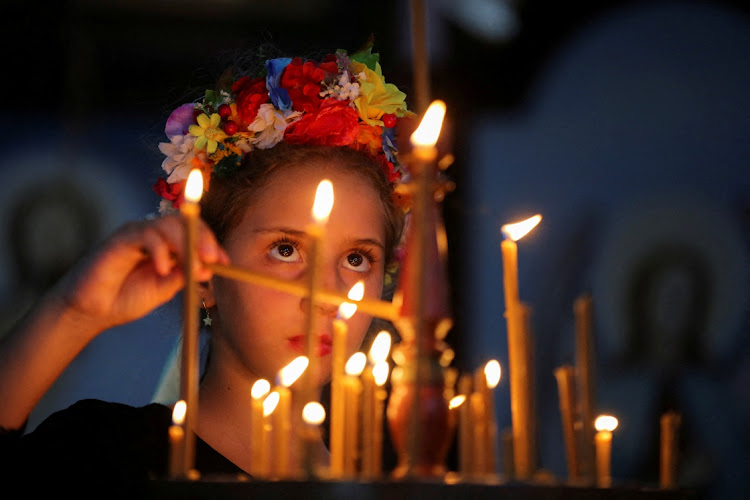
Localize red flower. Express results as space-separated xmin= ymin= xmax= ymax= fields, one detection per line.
xmin=231 ymin=76 xmax=268 ymax=125
xmin=281 ymin=58 xmax=332 ymax=113
xmin=153 ymin=178 xmax=185 ymax=209
xmin=284 ymin=99 xmax=359 ymax=146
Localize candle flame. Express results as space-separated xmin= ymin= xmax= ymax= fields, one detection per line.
xmin=501 ymin=214 xmax=542 ymax=241
xmin=278 ymin=355 xmax=309 ymax=387
xmin=337 ymin=281 xmax=364 ymax=319
xmin=449 ymin=394 xmax=466 ymax=410
xmin=172 ymin=399 xmax=186 ymax=425
xmin=595 ymin=414 xmax=619 ymax=432
xmin=484 ymin=360 xmax=501 ymax=389
xmin=263 ymin=391 xmax=280 ymax=416
xmin=372 ymin=361 xmax=390 ymax=386
xmin=184 ymin=168 xmax=204 ymax=203
xmin=411 ymin=99 xmax=446 ymax=147
xmin=251 ymin=379 xmax=271 ymax=400
xmin=312 ymin=179 xmax=334 ymax=223
xmin=368 ymin=330 xmax=392 ymax=363
xmin=345 ymin=352 xmax=367 ymax=376
xmin=302 ymin=401 xmax=326 ymax=425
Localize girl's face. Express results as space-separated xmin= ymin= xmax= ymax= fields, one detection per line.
xmin=208 ymin=160 xmax=387 ymax=387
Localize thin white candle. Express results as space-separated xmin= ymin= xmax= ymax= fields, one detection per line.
xmin=594 ymin=415 xmax=618 ymax=488
xmin=168 ymin=400 xmax=186 ymax=479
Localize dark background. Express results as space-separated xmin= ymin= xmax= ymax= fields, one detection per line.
xmin=1 ymin=1 xmax=749 ymax=499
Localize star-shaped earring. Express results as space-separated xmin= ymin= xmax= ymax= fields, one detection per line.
xmin=202 ymin=300 xmax=212 ymax=327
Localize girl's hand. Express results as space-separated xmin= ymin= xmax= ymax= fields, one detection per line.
xmin=53 ymin=213 xmax=229 ymax=335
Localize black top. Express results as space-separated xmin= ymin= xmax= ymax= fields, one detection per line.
xmin=0 ymin=399 xmax=242 ymax=498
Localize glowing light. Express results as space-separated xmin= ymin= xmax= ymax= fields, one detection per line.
xmin=484 ymin=360 xmax=501 ymax=389
xmin=263 ymin=391 xmax=280 ymax=416
xmin=449 ymin=394 xmax=466 ymax=410
xmin=372 ymin=361 xmax=390 ymax=386
xmin=184 ymin=169 xmax=204 ymax=203
xmin=595 ymin=415 xmax=619 ymax=432
xmin=302 ymin=401 xmax=326 ymax=425
xmin=411 ymin=100 xmax=446 ymax=148
xmin=368 ymin=331 xmax=392 ymax=363
xmin=338 ymin=281 xmax=364 ymax=319
xmin=251 ymin=379 xmax=271 ymax=400
xmin=312 ymin=180 xmax=334 ymax=223
xmin=345 ymin=352 xmax=367 ymax=376
xmin=501 ymin=214 xmax=542 ymax=241
xmin=172 ymin=400 xmax=186 ymax=425
xmin=278 ymin=356 xmax=309 ymax=387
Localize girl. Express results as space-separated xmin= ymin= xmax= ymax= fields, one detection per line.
xmin=0 ymin=43 xmax=412 ymax=494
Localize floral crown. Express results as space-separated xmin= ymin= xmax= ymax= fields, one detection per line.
xmin=153 ymin=42 xmax=415 ymax=214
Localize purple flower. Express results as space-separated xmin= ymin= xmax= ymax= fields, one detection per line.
xmin=165 ymin=103 xmax=197 ymax=139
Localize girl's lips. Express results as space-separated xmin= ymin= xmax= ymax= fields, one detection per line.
xmin=287 ymin=335 xmax=332 ymax=357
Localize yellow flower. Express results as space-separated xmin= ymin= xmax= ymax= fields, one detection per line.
xmin=189 ymin=113 xmax=227 ymax=154
xmin=351 ymin=61 xmax=413 ymax=126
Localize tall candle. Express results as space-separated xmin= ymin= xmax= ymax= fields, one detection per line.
xmin=457 ymin=373 xmax=474 ymax=477
xmin=501 ymin=427 xmax=515 ymax=479
xmin=250 ymin=379 xmax=270 ymax=478
xmin=660 ymin=411 xmax=681 ymax=489
xmin=371 ymin=360 xmax=389 ymax=478
xmin=303 ymin=181 xmax=333 ymax=398
xmin=574 ymin=292 xmax=596 ymax=482
xmin=470 ymin=391 xmax=487 ymax=476
xmin=272 ymin=356 xmax=309 ymax=479
xmin=302 ymin=401 xmax=326 ymax=478
xmin=329 ymin=283 xmax=363 ymax=478
xmin=500 ymin=215 xmax=541 ymax=480
xmin=168 ymin=400 xmax=187 ymax=479
xmin=594 ymin=415 xmax=618 ymax=488
xmin=483 ymin=360 xmax=501 ymax=476
xmin=179 ymin=168 xmax=203 ymax=475
xmin=554 ymin=365 xmax=581 ymax=482
xmin=362 ymin=332 xmax=392 ymax=478
xmin=343 ymin=352 xmax=366 ymax=477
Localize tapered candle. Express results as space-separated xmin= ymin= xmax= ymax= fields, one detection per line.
xmin=574 ymin=292 xmax=596 ymax=482
xmin=554 ymin=365 xmax=581 ymax=482
xmin=250 ymin=379 xmax=270 ymax=478
xmin=362 ymin=332 xmax=392 ymax=478
xmin=179 ymin=168 xmax=203 ymax=475
xmin=303 ymin=181 xmax=333 ymax=398
xmin=457 ymin=373 xmax=474 ymax=476
xmin=594 ymin=415 xmax=618 ymax=487
xmin=168 ymin=400 xmax=187 ymax=479
xmin=371 ymin=360 xmax=389 ymax=478
xmin=660 ymin=411 xmax=681 ymax=489
xmin=330 ymin=282 xmax=363 ymax=478
xmin=483 ymin=360 xmax=501 ymax=476
xmin=500 ymin=215 xmax=541 ymax=480
xmin=272 ymin=356 xmax=309 ymax=479
xmin=259 ymin=391 xmax=280 ymax=479
xmin=343 ymin=352 xmax=366 ymax=477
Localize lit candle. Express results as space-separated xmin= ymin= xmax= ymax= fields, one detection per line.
xmin=457 ymin=373 xmax=474 ymax=477
xmin=343 ymin=352 xmax=366 ymax=478
xmin=660 ymin=411 xmax=681 ymax=489
xmin=272 ymin=356 xmax=309 ymax=479
xmin=371 ymin=360 xmax=389 ymax=478
xmin=361 ymin=332 xmax=392 ymax=478
xmin=179 ymin=168 xmax=203 ymax=475
xmin=574 ymin=292 xmax=596 ymax=482
xmin=259 ymin=390 xmax=280 ymax=479
xmin=594 ymin=414 xmax=618 ymax=488
xmin=329 ymin=282 xmax=363 ymax=478
xmin=554 ymin=365 xmax=581 ymax=483
xmin=483 ymin=360 xmax=501 ymax=476
xmin=500 ymin=214 xmax=541 ymax=480
xmin=250 ymin=379 xmax=270 ymax=478
xmin=470 ymin=390 xmax=487 ymax=476
xmin=301 ymin=401 xmax=326 ymax=478
xmin=304 ymin=180 xmax=334 ymax=387
xmin=168 ymin=400 xmax=186 ymax=479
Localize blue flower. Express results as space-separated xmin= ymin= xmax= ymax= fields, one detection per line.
xmin=266 ymin=57 xmax=292 ymax=111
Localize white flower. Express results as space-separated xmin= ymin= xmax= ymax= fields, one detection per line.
xmin=157 ymin=134 xmax=198 ymax=183
xmin=248 ymin=103 xmax=302 ymax=149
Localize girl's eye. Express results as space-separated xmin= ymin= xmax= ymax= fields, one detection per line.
xmin=343 ymin=252 xmax=371 ymax=272
xmin=270 ymin=242 xmax=301 ymax=263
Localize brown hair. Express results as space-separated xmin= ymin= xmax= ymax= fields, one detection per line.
xmin=200 ymin=143 xmax=405 ymax=264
